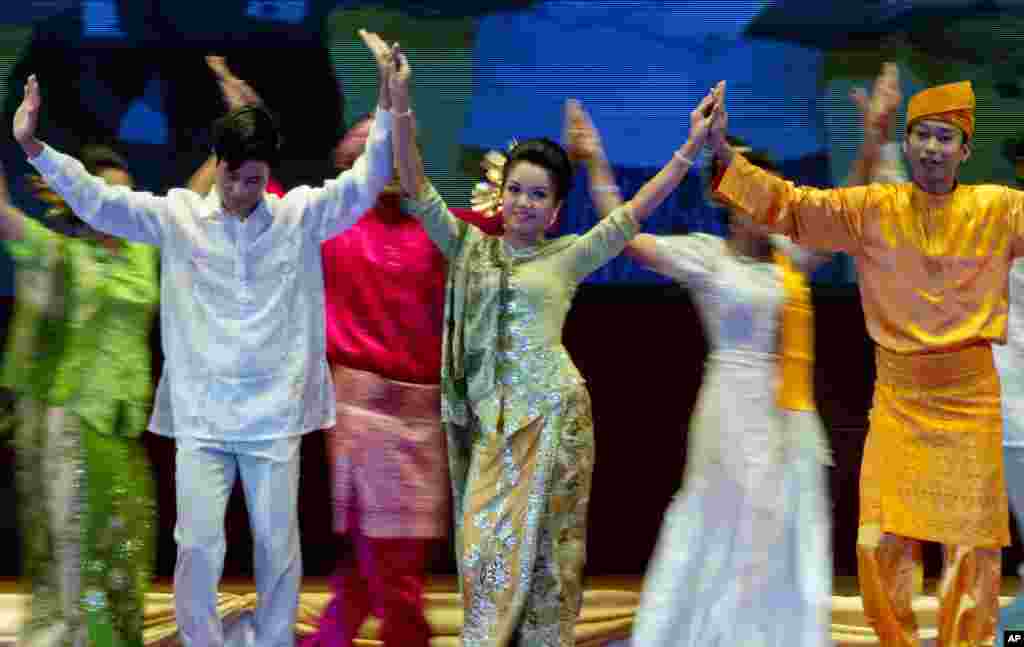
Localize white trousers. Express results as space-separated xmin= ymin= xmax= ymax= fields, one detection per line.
xmin=173 ymin=436 xmax=302 ymax=647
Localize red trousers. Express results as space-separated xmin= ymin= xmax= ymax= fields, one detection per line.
xmin=302 ymin=529 xmax=432 ymax=647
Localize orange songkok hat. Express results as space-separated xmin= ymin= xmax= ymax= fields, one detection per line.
xmin=906 ymin=80 xmax=975 ymax=139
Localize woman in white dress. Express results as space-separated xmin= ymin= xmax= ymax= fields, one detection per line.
xmin=565 ymin=101 xmax=833 ymax=646
xmin=624 ymin=221 xmax=832 ymax=647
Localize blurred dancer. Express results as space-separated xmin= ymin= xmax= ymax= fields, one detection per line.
xmin=0 ymin=147 xmax=158 ymax=646
xmin=566 ymin=99 xmax=832 ymax=646
xmin=300 ymin=81 xmax=502 ymax=647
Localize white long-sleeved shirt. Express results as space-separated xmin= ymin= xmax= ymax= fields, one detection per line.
xmin=28 ymin=107 xmax=394 ymax=441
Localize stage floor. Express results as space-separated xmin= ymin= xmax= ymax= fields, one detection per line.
xmin=0 ymin=576 xmax=1018 ymax=646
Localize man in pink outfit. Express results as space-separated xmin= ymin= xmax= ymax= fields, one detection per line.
xmin=303 ymin=114 xmax=502 ymax=647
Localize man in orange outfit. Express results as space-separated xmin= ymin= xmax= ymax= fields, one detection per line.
xmin=713 ymin=70 xmax=1014 ymax=647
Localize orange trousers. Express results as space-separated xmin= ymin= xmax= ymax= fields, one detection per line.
xmin=857 ymin=524 xmax=1001 ymax=647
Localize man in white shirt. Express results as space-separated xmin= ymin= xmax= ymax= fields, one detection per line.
xmin=12 ymin=28 xmax=400 ymax=647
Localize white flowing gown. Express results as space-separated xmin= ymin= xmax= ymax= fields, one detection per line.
xmin=630 ymin=233 xmax=832 ymax=647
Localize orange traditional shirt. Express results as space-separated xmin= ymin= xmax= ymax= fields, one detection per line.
xmin=716 ymin=154 xmax=1024 ymax=355
xmin=716 ymin=155 xmax=1017 ymax=546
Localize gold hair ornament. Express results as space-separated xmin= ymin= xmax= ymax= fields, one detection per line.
xmin=470 ymin=139 xmax=518 ymax=218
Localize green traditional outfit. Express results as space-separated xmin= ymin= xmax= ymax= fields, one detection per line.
xmin=401 ymin=183 xmax=638 ymax=647
xmin=3 ymin=213 xmax=159 ymax=646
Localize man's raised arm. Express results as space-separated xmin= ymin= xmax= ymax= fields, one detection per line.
xmin=708 ymin=80 xmax=872 ymax=254
xmin=13 ymin=75 xmax=168 ymax=246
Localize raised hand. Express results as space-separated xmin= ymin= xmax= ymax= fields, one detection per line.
xmin=850 ymin=62 xmax=900 ymax=147
xmin=13 ymin=75 xmax=41 ymax=150
xmin=688 ymin=83 xmax=721 ymax=151
xmin=206 ymin=56 xmax=262 ymax=111
xmin=707 ymin=81 xmax=728 ymax=153
xmin=359 ymin=28 xmax=395 ymax=109
xmin=388 ymin=43 xmax=411 ymax=113
xmin=563 ymin=99 xmax=605 ymax=163
xmin=359 ymin=29 xmax=393 ymax=73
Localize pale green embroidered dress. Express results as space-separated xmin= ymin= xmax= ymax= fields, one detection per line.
xmin=402 ymin=183 xmax=638 ymax=647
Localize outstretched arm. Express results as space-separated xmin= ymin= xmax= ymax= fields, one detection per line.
xmin=301 ymin=29 xmax=395 ymax=242
xmin=709 ymin=81 xmax=870 ymax=253
xmin=567 ymin=86 xmax=720 ymax=223
xmin=564 ymin=99 xmax=622 ymax=218
xmin=564 ymin=100 xmax=651 ymax=268
xmin=633 ymin=233 xmax=722 ymax=285
xmin=564 ymin=90 xmax=719 ymax=273
xmin=13 ymin=75 xmax=167 ymax=245
xmin=626 ymin=84 xmax=720 ymax=223
xmin=390 ymin=45 xmax=471 ymax=259
xmin=559 ymin=82 xmax=723 ymax=283
xmin=392 ymin=46 xmax=426 ymax=200
xmin=846 ymin=62 xmax=902 ymax=187
xmin=624 ymin=233 xmax=694 ymax=278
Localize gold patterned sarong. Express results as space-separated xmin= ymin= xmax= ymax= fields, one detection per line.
xmin=861 ymin=343 xmax=1008 ymax=547
xmin=457 ymin=386 xmax=594 ymax=647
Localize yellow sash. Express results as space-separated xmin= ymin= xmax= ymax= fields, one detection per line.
xmin=775 ymin=252 xmax=816 ymax=412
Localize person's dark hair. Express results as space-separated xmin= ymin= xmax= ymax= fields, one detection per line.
xmin=212 ymin=105 xmax=283 ymax=170
xmin=80 ymin=144 xmax=131 ymax=178
xmin=502 ymin=138 xmax=574 ymax=203
xmin=703 ymin=136 xmax=777 ymax=257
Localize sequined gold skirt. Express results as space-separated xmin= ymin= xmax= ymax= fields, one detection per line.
xmin=456 ymin=385 xmax=594 ymax=647
xmin=861 ymin=344 xmax=1009 ymax=547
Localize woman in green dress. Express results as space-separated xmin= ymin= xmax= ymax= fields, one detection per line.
xmin=386 ymin=46 xmax=721 ymax=646
xmin=0 ymin=146 xmax=159 ymax=646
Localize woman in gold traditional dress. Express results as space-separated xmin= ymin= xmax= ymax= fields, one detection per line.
xmin=384 ymin=44 xmax=721 ymax=646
